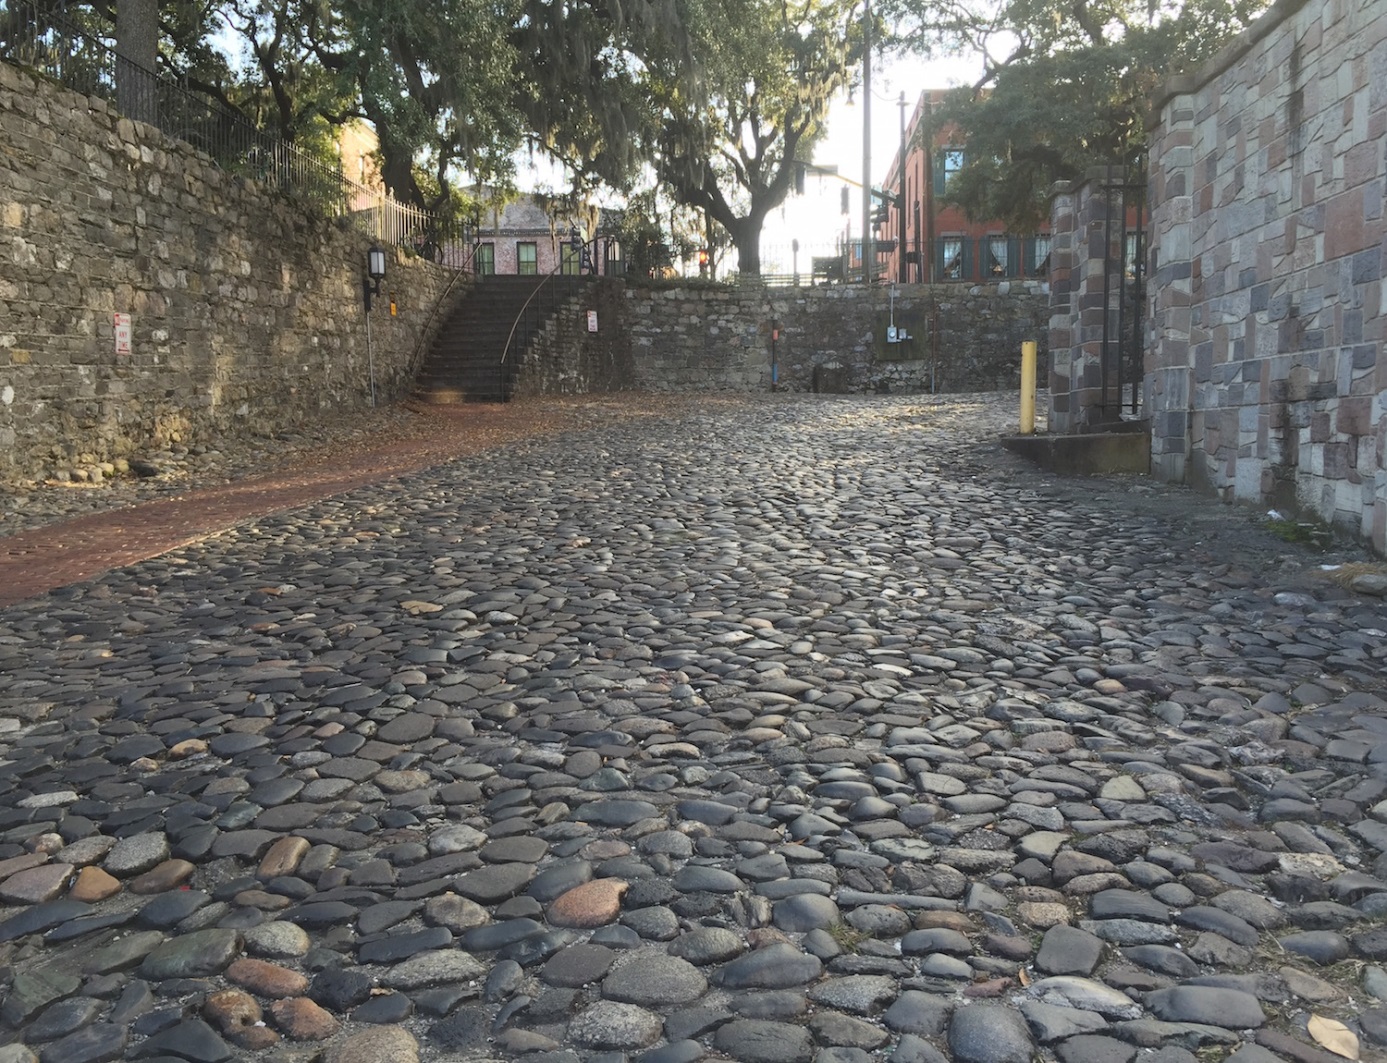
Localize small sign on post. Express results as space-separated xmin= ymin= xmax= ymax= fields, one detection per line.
xmin=113 ymin=313 xmax=132 ymax=356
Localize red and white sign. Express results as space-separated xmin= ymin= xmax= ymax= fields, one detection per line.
xmin=113 ymin=313 xmax=132 ymax=356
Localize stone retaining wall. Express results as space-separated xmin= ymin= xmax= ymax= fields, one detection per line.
xmin=514 ymin=279 xmax=635 ymax=397
xmin=1145 ymin=0 xmax=1386 ymax=551
xmin=0 ymin=62 xmax=458 ymax=481
xmin=624 ymin=281 xmax=1048 ymax=394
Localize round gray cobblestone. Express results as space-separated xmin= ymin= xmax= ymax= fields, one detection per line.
xmin=0 ymin=394 xmax=1383 ymax=1063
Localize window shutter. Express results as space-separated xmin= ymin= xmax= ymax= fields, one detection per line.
xmin=1008 ymin=237 xmax=1021 ymax=278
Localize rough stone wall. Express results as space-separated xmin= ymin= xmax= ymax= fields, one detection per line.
xmin=514 ymin=279 xmax=635 ymax=396
xmin=1146 ymin=0 xmax=1386 ymax=552
xmin=625 ymin=281 xmax=1048 ymax=394
xmin=0 ymin=62 xmax=457 ymax=481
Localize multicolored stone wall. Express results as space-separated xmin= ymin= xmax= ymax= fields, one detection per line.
xmin=1146 ymin=0 xmax=1386 ymax=552
xmin=1047 ymin=169 xmax=1141 ymax=433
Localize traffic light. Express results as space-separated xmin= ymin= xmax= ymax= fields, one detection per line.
xmin=840 ymin=187 xmax=850 ymax=215
xmin=698 ymin=248 xmax=709 ymax=276
xmin=872 ymin=202 xmax=890 ymax=228
xmin=794 ymin=162 xmax=806 ymax=196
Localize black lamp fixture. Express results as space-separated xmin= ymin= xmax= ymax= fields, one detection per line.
xmin=364 ymin=244 xmax=386 ymax=312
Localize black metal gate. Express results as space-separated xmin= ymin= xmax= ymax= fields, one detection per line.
xmin=1096 ymin=159 xmax=1147 ymax=422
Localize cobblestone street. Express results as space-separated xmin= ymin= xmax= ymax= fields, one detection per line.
xmin=1 ymin=392 xmax=1386 ymax=1063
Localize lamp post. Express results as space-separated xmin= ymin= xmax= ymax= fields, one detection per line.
xmin=363 ymin=244 xmax=386 ymax=407
xmin=860 ymin=0 xmax=871 ymax=284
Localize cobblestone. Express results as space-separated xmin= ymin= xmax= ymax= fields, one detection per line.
xmin=0 ymin=393 xmax=1384 ymax=1062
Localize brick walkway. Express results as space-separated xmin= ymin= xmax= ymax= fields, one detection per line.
xmin=0 ymin=400 xmax=620 ymax=608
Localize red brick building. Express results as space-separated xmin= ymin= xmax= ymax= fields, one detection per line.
xmin=876 ymin=90 xmax=1052 ymax=284
xmin=469 ymin=192 xmax=623 ymax=276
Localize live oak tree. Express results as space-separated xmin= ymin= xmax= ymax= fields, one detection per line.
xmin=284 ymin=0 xmax=526 ymax=211
xmin=651 ymin=0 xmax=860 ymax=275
xmin=114 ymin=0 xmax=158 ymax=122
xmin=518 ymin=0 xmax=861 ymax=276
xmin=17 ymin=0 xmax=861 ymax=251
xmin=883 ymin=0 xmax=1269 ymax=230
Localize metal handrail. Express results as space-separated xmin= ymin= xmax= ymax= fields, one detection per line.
xmin=494 ymin=242 xmax=599 ymax=399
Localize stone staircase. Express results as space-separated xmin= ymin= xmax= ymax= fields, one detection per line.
xmin=414 ymin=274 xmax=591 ymax=403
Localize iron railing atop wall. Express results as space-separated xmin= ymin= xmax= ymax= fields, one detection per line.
xmin=0 ymin=0 xmax=470 ymax=262
xmin=752 ymin=236 xmax=1054 ymax=288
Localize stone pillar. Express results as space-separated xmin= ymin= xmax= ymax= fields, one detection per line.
xmin=1145 ymin=88 xmax=1197 ymax=484
xmin=1046 ymin=182 xmax=1078 ymax=431
xmin=1071 ymin=167 xmax=1128 ymax=429
xmin=1048 ymin=167 xmax=1138 ymax=432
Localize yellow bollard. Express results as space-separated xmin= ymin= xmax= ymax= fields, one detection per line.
xmin=1020 ymin=340 xmax=1037 ymax=435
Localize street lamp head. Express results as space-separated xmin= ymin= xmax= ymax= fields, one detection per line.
xmin=367 ymin=245 xmax=387 ymax=282
xmin=364 ymin=244 xmax=387 ymax=313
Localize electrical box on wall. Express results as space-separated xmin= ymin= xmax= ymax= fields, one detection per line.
xmin=886 ymin=326 xmax=911 ymax=344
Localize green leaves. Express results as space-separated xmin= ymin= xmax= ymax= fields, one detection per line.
xmin=887 ymin=0 xmax=1269 ymax=229
xmin=65 ymin=0 xmax=862 ymax=235
xmin=647 ymin=0 xmax=860 ymax=272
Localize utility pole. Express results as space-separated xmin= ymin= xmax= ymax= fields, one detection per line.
xmin=923 ymin=97 xmax=935 ymax=285
xmin=860 ymin=0 xmax=872 ymax=283
xmin=898 ymin=91 xmax=907 ymax=284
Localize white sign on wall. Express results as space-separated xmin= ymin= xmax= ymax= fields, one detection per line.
xmin=587 ymin=310 xmax=598 ymax=333
xmin=113 ymin=313 xmax=132 ymax=356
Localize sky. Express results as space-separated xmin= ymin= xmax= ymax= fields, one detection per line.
xmin=760 ymin=50 xmax=985 ymax=273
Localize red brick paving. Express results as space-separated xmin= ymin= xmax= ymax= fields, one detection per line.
xmin=0 ymin=402 xmax=591 ymax=608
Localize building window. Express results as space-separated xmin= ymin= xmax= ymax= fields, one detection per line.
xmin=561 ymin=243 xmax=582 ymax=275
xmin=1125 ymin=233 xmax=1142 ymax=278
xmin=476 ymin=243 xmax=495 ymax=276
xmin=984 ymin=237 xmax=1023 ymax=278
xmin=1028 ymin=236 xmax=1051 ymax=276
xmin=936 ymin=148 xmax=964 ymax=194
xmin=940 ymin=237 xmax=965 ymax=280
xmin=517 ymin=242 xmax=538 ymax=275
xmin=987 ymin=237 xmax=1008 ymax=276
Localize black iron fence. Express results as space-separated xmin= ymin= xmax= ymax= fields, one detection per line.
xmin=0 ymin=1 xmax=470 ymax=262
xmin=755 ymin=235 xmax=1055 ymax=287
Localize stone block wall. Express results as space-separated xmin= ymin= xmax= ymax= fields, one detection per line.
xmin=1146 ymin=0 xmax=1387 ymax=551
xmin=625 ymin=281 xmax=1048 ymax=394
xmin=1047 ymin=169 xmax=1143 ymax=432
xmin=0 ymin=62 xmax=458 ymax=480
xmin=1048 ymin=183 xmax=1080 ymax=426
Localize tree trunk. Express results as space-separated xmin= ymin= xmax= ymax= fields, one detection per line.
xmin=115 ymin=0 xmax=159 ymax=126
xmin=729 ymin=215 xmax=765 ymax=276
